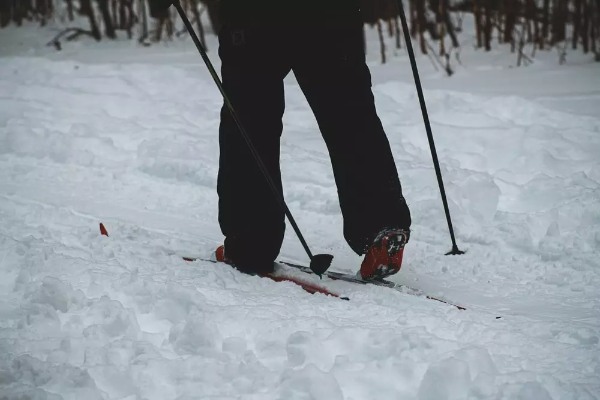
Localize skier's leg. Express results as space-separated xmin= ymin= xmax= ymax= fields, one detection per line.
xmin=217 ymin=17 xmax=291 ymax=273
xmin=291 ymin=11 xmax=411 ymax=255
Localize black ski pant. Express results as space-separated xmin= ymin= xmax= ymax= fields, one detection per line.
xmin=217 ymin=1 xmax=411 ymax=270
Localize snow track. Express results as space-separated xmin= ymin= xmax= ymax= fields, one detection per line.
xmin=1 ymin=38 xmax=599 ymax=399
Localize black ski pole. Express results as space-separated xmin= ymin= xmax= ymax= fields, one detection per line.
xmin=167 ymin=0 xmax=333 ymax=274
xmin=395 ymin=0 xmax=464 ymax=255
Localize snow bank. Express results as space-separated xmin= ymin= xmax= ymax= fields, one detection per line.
xmin=1 ymin=38 xmax=599 ymax=400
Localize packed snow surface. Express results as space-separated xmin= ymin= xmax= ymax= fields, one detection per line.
xmin=1 ymin=23 xmax=599 ymax=400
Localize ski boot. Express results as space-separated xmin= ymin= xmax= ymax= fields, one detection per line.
xmin=214 ymin=244 xmax=274 ymax=275
xmin=359 ymin=228 xmax=409 ymax=280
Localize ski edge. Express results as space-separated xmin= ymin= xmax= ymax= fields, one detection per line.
xmin=279 ymin=261 xmax=467 ymax=311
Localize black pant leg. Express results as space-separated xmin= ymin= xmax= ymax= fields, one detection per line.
xmin=217 ymin=22 xmax=291 ymax=270
xmin=291 ymin=13 xmax=411 ymax=255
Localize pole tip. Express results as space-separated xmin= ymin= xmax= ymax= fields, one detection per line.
xmin=445 ymin=245 xmax=465 ymax=256
xmin=310 ymin=254 xmax=334 ymax=277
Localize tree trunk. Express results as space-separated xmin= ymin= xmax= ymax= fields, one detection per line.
xmin=0 ymin=0 xmax=10 ymax=27
xmin=416 ymin=0 xmax=427 ymax=53
xmin=573 ymin=0 xmax=582 ymax=49
xmin=111 ymin=0 xmax=118 ymax=27
xmin=540 ymin=0 xmax=549 ymax=49
xmin=409 ymin=0 xmax=418 ymax=38
xmin=551 ymin=0 xmax=566 ymax=44
xmin=443 ymin=8 xmax=459 ymax=47
xmin=394 ymin=17 xmax=402 ymax=49
xmin=38 ymin=0 xmax=54 ymax=26
xmin=80 ymin=0 xmax=92 ymax=15
xmin=13 ymin=0 xmax=24 ymax=26
xmin=377 ymin=19 xmax=386 ymax=63
xmin=81 ymin=0 xmax=101 ymax=40
xmin=474 ymin=0 xmax=483 ymax=48
xmin=202 ymin=0 xmax=221 ymax=34
xmin=66 ymin=0 xmax=74 ymax=21
xmin=528 ymin=0 xmax=538 ymax=49
xmin=504 ymin=0 xmax=516 ymax=44
xmin=97 ymin=0 xmax=116 ymax=38
xmin=119 ymin=0 xmax=126 ymax=29
xmin=438 ymin=0 xmax=446 ymax=55
xmin=581 ymin=0 xmax=589 ymax=52
xmin=483 ymin=0 xmax=492 ymax=51
xmin=591 ymin=0 xmax=598 ymax=55
xmin=21 ymin=0 xmax=33 ymax=22
xmin=138 ymin=0 xmax=149 ymax=43
xmin=517 ymin=23 xmax=526 ymax=66
xmin=189 ymin=0 xmax=206 ymax=49
xmin=121 ymin=0 xmax=133 ymax=38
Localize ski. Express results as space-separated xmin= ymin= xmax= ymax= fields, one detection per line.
xmin=99 ymin=223 xmax=465 ymax=309
xmin=182 ymin=256 xmax=465 ymax=310
xmin=99 ymin=223 xmax=347 ymax=300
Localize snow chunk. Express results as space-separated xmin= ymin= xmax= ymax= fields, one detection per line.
xmin=19 ymin=303 xmax=61 ymax=338
xmin=450 ymin=171 xmax=501 ymax=227
xmin=5 ymin=355 xmax=103 ymax=400
xmin=418 ymin=347 xmax=500 ymax=400
xmin=278 ymin=364 xmax=343 ymax=400
xmin=137 ymin=138 xmax=217 ymax=187
xmin=286 ymin=331 xmax=320 ymax=367
xmin=516 ymin=381 xmax=554 ymax=400
xmin=222 ymin=336 xmax=247 ymax=355
xmin=0 ymin=383 xmax=64 ymax=400
xmin=83 ymin=296 xmax=140 ymax=340
xmin=26 ymin=277 xmax=84 ymax=313
xmin=168 ymin=309 xmax=219 ymax=355
xmin=454 ymin=346 xmax=497 ymax=381
xmin=418 ymin=357 xmax=472 ymax=400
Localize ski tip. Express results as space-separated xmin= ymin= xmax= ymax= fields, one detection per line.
xmin=99 ymin=222 xmax=109 ymax=237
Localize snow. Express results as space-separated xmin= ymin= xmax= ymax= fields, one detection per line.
xmin=1 ymin=19 xmax=600 ymax=400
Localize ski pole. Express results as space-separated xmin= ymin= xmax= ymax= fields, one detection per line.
xmin=166 ymin=0 xmax=334 ymax=274
xmin=395 ymin=0 xmax=464 ymax=255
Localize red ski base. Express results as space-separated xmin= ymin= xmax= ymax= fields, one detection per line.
xmin=186 ymin=257 xmax=347 ymax=300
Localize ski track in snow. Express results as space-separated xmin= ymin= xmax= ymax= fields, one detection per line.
xmin=1 ymin=31 xmax=600 ymax=400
